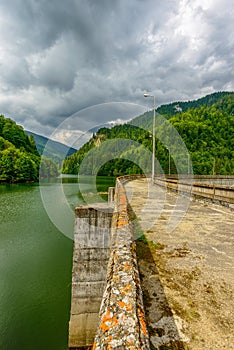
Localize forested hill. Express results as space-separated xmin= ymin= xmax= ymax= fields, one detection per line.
xmin=0 ymin=115 xmax=42 ymax=182
xmin=62 ymin=92 xmax=234 ymax=176
xmin=156 ymin=91 xmax=233 ymax=117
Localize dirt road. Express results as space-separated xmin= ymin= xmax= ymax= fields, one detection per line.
xmin=125 ymin=178 xmax=234 ymax=350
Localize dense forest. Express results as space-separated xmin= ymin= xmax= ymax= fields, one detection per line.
xmin=62 ymin=92 xmax=234 ymax=176
xmin=0 ymin=115 xmax=58 ymax=182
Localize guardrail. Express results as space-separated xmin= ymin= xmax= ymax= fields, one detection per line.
xmin=155 ymin=177 xmax=234 ymax=206
xmin=166 ymin=175 xmax=234 ymax=186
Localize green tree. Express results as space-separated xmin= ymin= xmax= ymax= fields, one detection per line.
xmin=0 ymin=115 xmax=40 ymax=182
xmin=40 ymin=157 xmax=59 ymax=178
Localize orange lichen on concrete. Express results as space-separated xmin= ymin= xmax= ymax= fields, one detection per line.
xmin=113 ymin=252 xmax=118 ymax=260
xmin=119 ymin=195 xmax=127 ymax=205
xmin=118 ymin=300 xmax=133 ymax=312
xmin=126 ymin=340 xmax=135 ymax=346
xmin=118 ymin=300 xmax=126 ymax=308
xmin=117 ymin=216 xmax=129 ymax=226
xmin=107 ymin=335 xmax=113 ymax=342
xmin=124 ymin=262 xmax=132 ymax=271
xmin=121 ymin=284 xmax=133 ymax=295
xmin=139 ymin=309 xmax=148 ymax=336
xmin=113 ymin=275 xmax=119 ymax=281
xmin=125 ymin=303 xmax=133 ymax=312
xmin=100 ymin=310 xmax=118 ymax=332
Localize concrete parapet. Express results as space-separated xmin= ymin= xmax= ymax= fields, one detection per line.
xmin=155 ymin=177 xmax=234 ymax=206
xmin=93 ymin=178 xmax=150 ymax=349
xmin=166 ymin=174 xmax=234 ymax=186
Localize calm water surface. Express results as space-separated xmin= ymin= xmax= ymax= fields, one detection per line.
xmin=0 ymin=177 xmax=115 ymax=350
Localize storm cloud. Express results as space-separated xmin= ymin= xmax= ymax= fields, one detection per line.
xmin=0 ymin=0 xmax=233 ymax=141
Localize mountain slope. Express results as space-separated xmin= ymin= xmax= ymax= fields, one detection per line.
xmin=62 ymin=92 xmax=234 ymax=176
xmin=26 ymin=131 xmax=77 ymax=163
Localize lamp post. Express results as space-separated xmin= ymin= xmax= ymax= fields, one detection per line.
xmin=144 ymin=93 xmax=156 ymax=183
xmin=166 ymin=147 xmax=171 ymax=176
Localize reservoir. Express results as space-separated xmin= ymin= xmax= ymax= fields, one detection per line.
xmin=0 ymin=177 xmax=115 ymax=350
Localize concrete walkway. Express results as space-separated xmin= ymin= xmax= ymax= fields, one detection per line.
xmin=125 ymin=178 xmax=234 ymax=350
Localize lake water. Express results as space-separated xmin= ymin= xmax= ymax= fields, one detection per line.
xmin=0 ymin=176 xmax=115 ymax=350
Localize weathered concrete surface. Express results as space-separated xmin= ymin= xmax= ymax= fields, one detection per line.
xmin=93 ymin=178 xmax=150 ymax=350
xmin=69 ymin=204 xmax=113 ymax=349
xmin=125 ymin=178 xmax=234 ymax=350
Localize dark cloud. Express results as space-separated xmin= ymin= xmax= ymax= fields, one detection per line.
xmin=0 ymin=0 xmax=233 ymax=140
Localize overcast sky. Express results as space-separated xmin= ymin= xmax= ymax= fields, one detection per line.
xmin=0 ymin=0 xmax=233 ymax=143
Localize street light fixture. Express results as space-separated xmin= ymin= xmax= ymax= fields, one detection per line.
xmin=144 ymin=93 xmax=156 ymax=183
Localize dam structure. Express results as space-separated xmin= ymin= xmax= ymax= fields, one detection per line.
xmin=68 ymin=175 xmax=234 ymax=349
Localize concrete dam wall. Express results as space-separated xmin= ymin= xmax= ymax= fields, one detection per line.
xmin=68 ymin=176 xmax=149 ymax=349
xmin=68 ymin=204 xmax=113 ymax=348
